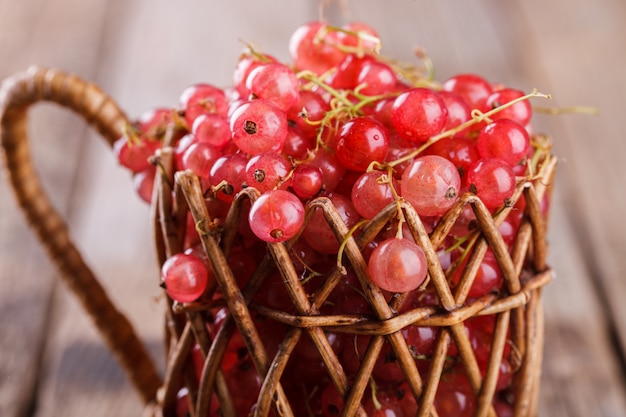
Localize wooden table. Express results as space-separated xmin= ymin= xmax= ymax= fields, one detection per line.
xmin=1 ymin=1 xmax=625 ymax=416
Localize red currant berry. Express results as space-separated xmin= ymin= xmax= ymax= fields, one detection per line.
xmin=229 ymin=99 xmax=288 ymax=155
xmin=244 ymin=152 xmax=292 ymax=193
xmin=466 ymin=158 xmax=516 ymax=209
xmin=179 ymin=83 xmax=228 ymax=126
xmin=438 ymin=90 xmax=472 ymax=131
xmin=248 ymin=189 xmax=305 ymax=243
xmin=392 ymin=88 xmax=448 ymax=143
xmin=401 ymin=155 xmax=461 ymax=217
xmin=232 ymin=51 xmax=278 ymax=99
xmin=477 ymin=119 xmax=530 ymax=167
xmin=134 ymin=107 xmax=172 ymax=140
xmin=161 ymin=253 xmax=210 ymax=303
xmin=442 ymin=73 xmax=493 ymax=111
xmin=368 ymin=237 xmax=428 ymax=293
xmin=453 ymin=248 xmax=503 ymax=298
xmin=356 ymin=60 xmax=397 ymax=96
xmin=181 ymin=142 xmax=220 ymax=179
xmin=113 ymin=135 xmax=161 ymax=173
xmin=209 ymin=153 xmax=248 ymax=202
xmin=351 ymin=170 xmax=398 ymax=219
xmin=302 ymin=192 xmax=360 ymax=254
xmin=286 ymin=90 xmax=330 ymax=138
xmin=246 ymin=62 xmax=300 ymax=111
xmin=132 ymin=167 xmax=156 ymax=204
xmin=291 ymin=164 xmax=323 ymax=199
xmin=425 ymin=136 xmax=479 ymax=179
xmin=335 ymin=116 xmax=390 ymax=172
xmin=289 ymin=21 xmax=345 ymax=75
xmin=191 ymin=113 xmax=231 ymax=148
xmin=486 ymin=87 xmax=532 ymax=126
xmin=339 ymin=22 xmax=380 ymax=52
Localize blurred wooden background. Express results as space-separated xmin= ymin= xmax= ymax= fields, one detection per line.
xmin=1 ymin=0 xmax=625 ymax=416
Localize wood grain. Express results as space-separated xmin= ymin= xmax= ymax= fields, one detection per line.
xmin=1 ymin=1 xmax=625 ymax=416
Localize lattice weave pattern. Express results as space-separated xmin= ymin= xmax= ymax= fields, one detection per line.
xmin=1 ymin=67 xmax=555 ymax=417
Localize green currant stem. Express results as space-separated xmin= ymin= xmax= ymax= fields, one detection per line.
xmin=336 ymin=219 xmax=369 ymax=272
xmin=297 ymin=71 xmax=355 ymax=108
xmin=315 ymin=24 xmax=382 ymax=57
xmin=369 ymin=377 xmax=383 ymax=410
xmin=533 ymin=105 xmax=599 ymax=116
xmin=123 ymin=123 xmax=141 ymax=146
xmin=237 ymin=40 xmax=274 ymax=63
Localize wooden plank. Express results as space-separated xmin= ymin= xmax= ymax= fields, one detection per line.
xmin=539 ymin=187 xmax=626 ymax=416
xmin=510 ymin=0 xmax=626 ymax=365
xmin=0 ymin=1 xmax=114 ymax=416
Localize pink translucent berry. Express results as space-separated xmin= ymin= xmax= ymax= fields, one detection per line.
xmin=351 ymin=170 xmax=398 ymax=219
xmin=401 ymin=155 xmax=461 ymax=217
xmin=248 ymin=190 xmax=305 ymax=243
xmin=246 ymin=62 xmax=300 ymax=111
xmin=229 ymin=99 xmax=288 ymax=155
xmin=391 ymin=88 xmax=448 ymax=143
xmin=289 ymin=21 xmax=345 ymax=75
xmin=161 ymin=253 xmax=210 ymax=303
xmin=368 ymin=237 xmax=428 ymax=293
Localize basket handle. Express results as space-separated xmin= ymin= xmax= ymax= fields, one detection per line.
xmin=0 ymin=67 xmax=161 ymax=404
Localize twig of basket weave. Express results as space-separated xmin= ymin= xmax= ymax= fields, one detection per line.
xmin=0 ymin=67 xmax=161 ymax=404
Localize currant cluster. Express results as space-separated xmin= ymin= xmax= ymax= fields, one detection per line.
xmin=114 ymin=20 xmax=551 ymax=417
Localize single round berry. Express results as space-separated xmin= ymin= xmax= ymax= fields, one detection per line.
xmin=355 ymin=60 xmax=397 ymax=96
xmin=308 ymin=147 xmax=348 ymax=193
xmin=486 ymin=87 xmax=532 ymax=126
xmin=291 ymin=164 xmax=323 ymax=199
xmin=466 ymin=157 xmax=516 ymax=209
xmin=326 ymin=54 xmax=371 ymax=90
xmin=351 ymin=170 xmax=398 ymax=219
xmin=367 ymin=237 xmax=428 ymax=293
xmin=392 ymin=88 xmax=448 ymax=143
xmin=232 ymin=51 xmax=278 ymax=99
xmin=161 ymin=253 xmax=210 ymax=303
xmin=113 ymin=135 xmax=161 ymax=173
xmin=246 ymin=62 xmax=300 ymax=111
xmin=401 ymin=155 xmax=461 ymax=217
xmin=191 ymin=113 xmax=231 ymax=148
xmin=442 ymin=73 xmax=493 ymax=111
xmin=289 ymin=21 xmax=345 ymax=75
xmin=229 ymin=99 xmax=288 ymax=155
xmin=134 ymin=107 xmax=172 ymax=140
xmin=209 ymin=153 xmax=248 ymax=202
xmin=477 ymin=119 xmax=530 ymax=167
xmin=132 ymin=167 xmax=156 ymax=204
xmin=339 ymin=22 xmax=380 ymax=51
xmin=248 ymin=190 xmax=305 ymax=243
xmin=181 ymin=142 xmax=220 ymax=179
xmin=244 ymin=152 xmax=292 ymax=193
xmin=335 ymin=116 xmax=390 ymax=172
xmin=453 ymin=248 xmax=503 ymax=298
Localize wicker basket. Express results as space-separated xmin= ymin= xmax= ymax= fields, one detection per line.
xmin=0 ymin=67 xmax=556 ymax=417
